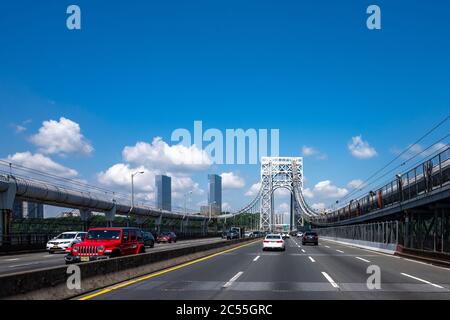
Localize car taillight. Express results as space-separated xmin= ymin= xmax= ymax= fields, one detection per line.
xmin=264 ymin=240 xmax=269 ymax=243
xmin=276 ymin=240 xmax=283 ymax=243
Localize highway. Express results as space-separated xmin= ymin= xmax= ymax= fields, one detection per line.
xmin=80 ymin=237 xmax=450 ymax=300
xmin=0 ymin=237 xmax=224 ymax=276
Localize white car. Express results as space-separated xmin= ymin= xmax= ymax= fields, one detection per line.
xmin=297 ymin=232 xmax=303 ymax=237
xmin=46 ymin=231 xmax=87 ymax=254
xmin=282 ymin=232 xmax=290 ymax=239
xmin=263 ymin=234 xmax=285 ymax=251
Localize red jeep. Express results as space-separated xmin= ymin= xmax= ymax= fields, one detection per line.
xmin=65 ymin=227 xmax=145 ymax=264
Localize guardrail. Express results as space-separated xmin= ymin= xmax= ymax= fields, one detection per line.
xmin=314 ymin=221 xmax=399 ymax=245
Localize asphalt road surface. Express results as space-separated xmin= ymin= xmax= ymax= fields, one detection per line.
xmin=0 ymin=237 xmax=225 ymax=276
xmin=81 ymin=237 xmax=450 ymax=300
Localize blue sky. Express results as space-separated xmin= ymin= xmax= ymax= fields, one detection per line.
xmin=0 ymin=0 xmax=449 ymax=217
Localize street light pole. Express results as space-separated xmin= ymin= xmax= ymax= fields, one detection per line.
xmin=130 ymin=171 xmax=144 ymax=226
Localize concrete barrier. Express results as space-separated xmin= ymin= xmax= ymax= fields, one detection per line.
xmin=0 ymin=237 xmax=260 ymax=300
xmin=320 ymin=236 xmax=397 ymax=254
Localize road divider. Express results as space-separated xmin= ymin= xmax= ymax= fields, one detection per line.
xmin=0 ymin=237 xmax=261 ymax=300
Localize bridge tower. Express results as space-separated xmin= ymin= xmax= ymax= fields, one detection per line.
xmin=260 ymin=157 xmax=304 ymax=232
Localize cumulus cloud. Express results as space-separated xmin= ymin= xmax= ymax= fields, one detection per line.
xmin=302 ymin=146 xmax=318 ymax=157
xmin=302 ymin=146 xmax=327 ymax=160
xmin=245 ymin=182 xmax=261 ymax=196
xmin=302 ymin=187 xmax=314 ymax=198
xmin=97 ymin=163 xmax=203 ymax=203
xmin=220 ymin=172 xmax=245 ymax=189
xmin=312 ymin=180 xmax=348 ymax=198
xmin=4 ymin=152 xmax=78 ymax=178
xmin=122 ymin=137 xmax=211 ymax=172
xmin=348 ymin=135 xmax=377 ymax=159
xmin=30 ymin=117 xmax=93 ymax=156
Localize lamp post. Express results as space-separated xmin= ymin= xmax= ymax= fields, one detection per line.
xmin=131 ymin=171 xmax=144 ymax=209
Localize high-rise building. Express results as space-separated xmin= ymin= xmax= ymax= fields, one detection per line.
xmin=12 ymin=200 xmax=44 ymax=219
xmin=156 ymin=175 xmax=171 ymax=211
xmin=208 ymin=174 xmax=222 ymax=213
xmin=12 ymin=199 xmax=24 ymax=219
xmin=27 ymin=202 xmax=44 ymax=219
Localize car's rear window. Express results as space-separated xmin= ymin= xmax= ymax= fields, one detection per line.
xmin=266 ymin=235 xmax=281 ymax=239
xmin=305 ymin=232 xmax=317 ymax=236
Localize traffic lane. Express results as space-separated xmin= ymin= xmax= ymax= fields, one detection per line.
xmin=85 ymin=237 xmax=450 ymax=300
xmin=281 ymin=238 xmax=450 ymax=299
xmin=88 ymin=240 xmax=263 ymax=300
xmin=298 ymin=238 xmax=450 ymax=296
xmin=317 ymin=238 xmax=450 ymax=287
xmin=0 ymin=237 xmax=225 ymax=276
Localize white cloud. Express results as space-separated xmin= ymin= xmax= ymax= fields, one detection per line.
xmin=15 ymin=125 xmax=27 ymax=133
xmin=222 ymin=202 xmax=232 ymax=211
xmin=97 ymin=163 xmax=151 ymax=191
xmin=30 ymin=117 xmax=93 ymax=156
xmin=97 ymin=163 xmax=203 ymax=203
xmin=278 ymin=202 xmax=290 ymax=213
xmin=122 ymin=137 xmax=211 ymax=172
xmin=302 ymin=187 xmax=314 ymax=198
xmin=348 ymin=135 xmax=377 ymax=159
xmin=347 ymin=179 xmax=366 ymax=189
xmin=312 ymin=180 xmax=348 ymax=198
xmin=245 ymin=182 xmax=261 ymax=196
xmin=220 ymin=172 xmax=245 ymax=189
xmin=4 ymin=152 xmax=78 ymax=178
xmin=302 ymin=146 xmax=318 ymax=156
xmin=302 ymin=146 xmax=327 ymax=160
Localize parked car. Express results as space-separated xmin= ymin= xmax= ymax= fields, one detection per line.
xmin=65 ymin=227 xmax=145 ymax=264
xmin=142 ymin=231 xmax=155 ymax=248
xmin=244 ymin=231 xmax=253 ymax=238
xmin=46 ymin=231 xmax=86 ymax=254
xmin=226 ymin=230 xmax=239 ymax=240
xmin=156 ymin=231 xmax=177 ymax=243
xmin=302 ymin=231 xmax=318 ymax=246
xmin=263 ymin=234 xmax=285 ymax=251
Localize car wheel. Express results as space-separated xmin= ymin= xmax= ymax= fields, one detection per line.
xmin=49 ymin=251 xmax=54 ymax=254
xmin=151 ymin=242 xmax=155 ymax=248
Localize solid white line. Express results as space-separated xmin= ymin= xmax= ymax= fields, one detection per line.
xmin=5 ymin=258 xmax=20 ymax=261
xmin=301 ymin=249 xmax=306 ymax=253
xmin=324 ymin=245 xmax=330 ymax=248
xmin=253 ymin=256 xmax=260 ymax=262
xmin=355 ymin=256 xmax=371 ymax=263
xmin=400 ymin=273 xmax=444 ymax=289
xmin=308 ymin=256 xmax=315 ymax=262
xmin=223 ymin=271 xmax=244 ymax=287
xmin=336 ymin=249 xmax=344 ymax=253
xmin=321 ymin=272 xmax=339 ymax=288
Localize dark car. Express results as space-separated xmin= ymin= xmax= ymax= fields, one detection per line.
xmin=142 ymin=231 xmax=155 ymax=248
xmin=156 ymin=231 xmax=177 ymax=243
xmin=226 ymin=230 xmax=239 ymax=240
xmin=302 ymin=231 xmax=318 ymax=246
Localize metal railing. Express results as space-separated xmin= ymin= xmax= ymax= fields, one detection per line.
xmin=314 ymin=221 xmax=399 ymax=245
xmin=316 ymin=147 xmax=450 ymax=224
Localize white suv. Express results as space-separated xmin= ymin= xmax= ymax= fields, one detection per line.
xmin=46 ymin=231 xmax=86 ymax=254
